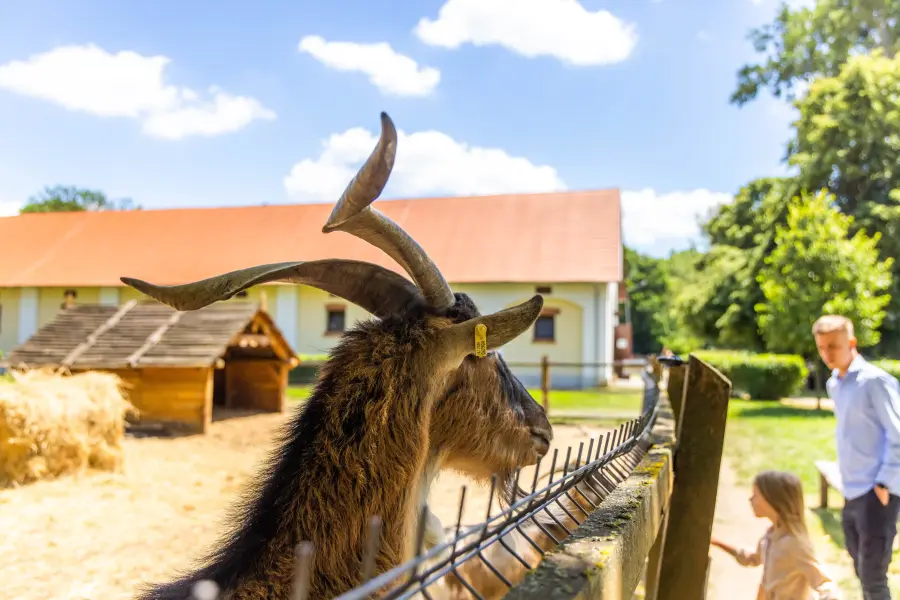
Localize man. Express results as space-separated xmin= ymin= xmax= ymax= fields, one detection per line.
xmin=814 ymin=315 xmax=900 ymax=599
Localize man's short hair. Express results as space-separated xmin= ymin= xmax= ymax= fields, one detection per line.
xmin=812 ymin=314 xmax=855 ymax=337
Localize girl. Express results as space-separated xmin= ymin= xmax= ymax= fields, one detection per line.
xmin=710 ymin=470 xmax=841 ymax=600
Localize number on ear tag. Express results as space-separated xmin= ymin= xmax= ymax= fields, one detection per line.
xmin=474 ymin=324 xmax=487 ymax=357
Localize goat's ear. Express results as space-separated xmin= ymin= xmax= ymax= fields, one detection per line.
xmin=440 ymin=295 xmax=543 ymax=365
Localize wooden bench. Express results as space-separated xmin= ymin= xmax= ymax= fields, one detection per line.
xmin=815 ymin=460 xmax=900 ymax=550
xmin=815 ymin=460 xmax=843 ymax=509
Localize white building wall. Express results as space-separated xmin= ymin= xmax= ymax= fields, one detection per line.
xmin=451 ymin=282 xmax=612 ymax=389
xmin=17 ymin=287 xmax=38 ymax=344
xmin=6 ymin=280 xmax=618 ymax=390
xmin=275 ymin=285 xmax=299 ymax=349
xmin=98 ymin=287 xmax=119 ymax=306
xmin=280 ymin=280 xmax=614 ymax=388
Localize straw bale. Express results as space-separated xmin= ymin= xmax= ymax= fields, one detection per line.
xmin=0 ymin=367 xmax=137 ymax=487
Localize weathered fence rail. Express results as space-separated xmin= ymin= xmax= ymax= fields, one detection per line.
xmin=189 ymin=353 xmax=730 ymax=600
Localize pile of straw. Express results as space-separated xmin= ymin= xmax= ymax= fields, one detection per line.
xmin=0 ymin=368 xmax=137 ymax=486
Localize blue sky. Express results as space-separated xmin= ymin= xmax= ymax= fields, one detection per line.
xmin=0 ymin=0 xmax=802 ymax=257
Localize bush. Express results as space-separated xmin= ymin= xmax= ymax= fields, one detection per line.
xmin=871 ymin=359 xmax=900 ymax=381
xmin=694 ymin=350 xmax=809 ymax=400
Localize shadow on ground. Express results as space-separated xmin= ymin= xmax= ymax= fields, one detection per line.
xmin=729 ymin=404 xmax=835 ymax=420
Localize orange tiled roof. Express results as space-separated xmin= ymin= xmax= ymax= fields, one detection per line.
xmin=0 ymin=190 xmax=622 ymax=287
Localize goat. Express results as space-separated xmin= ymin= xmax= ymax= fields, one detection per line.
xmin=121 ymin=112 xmax=554 ymax=600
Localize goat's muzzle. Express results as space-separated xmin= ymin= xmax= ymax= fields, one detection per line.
xmin=529 ymin=427 xmax=552 ymax=458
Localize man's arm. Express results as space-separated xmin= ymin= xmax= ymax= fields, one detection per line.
xmin=869 ymin=376 xmax=900 ymax=495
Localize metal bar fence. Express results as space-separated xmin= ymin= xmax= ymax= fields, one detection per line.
xmin=186 ymin=367 xmax=662 ymax=600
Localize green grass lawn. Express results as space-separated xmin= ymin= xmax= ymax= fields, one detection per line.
xmin=286 ymin=385 xmax=643 ymax=419
xmin=723 ymin=400 xmax=838 ymax=493
xmin=723 ymin=400 xmax=899 ymax=597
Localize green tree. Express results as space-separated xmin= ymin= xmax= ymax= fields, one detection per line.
xmin=679 ymin=178 xmax=802 ymax=351
xmin=789 ymin=51 xmax=900 ymax=353
xmin=755 ymin=189 xmax=893 ymax=357
xmin=624 ymin=247 xmax=670 ymax=355
xmin=623 ymin=248 xmax=706 ymax=356
xmin=20 ymin=185 xmax=139 ymax=213
xmin=657 ymin=249 xmax=707 ymax=355
xmin=732 ymin=0 xmax=899 ymax=106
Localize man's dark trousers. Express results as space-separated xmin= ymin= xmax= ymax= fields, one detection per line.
xmin=842 ymin=488 xmax=900 ymax=599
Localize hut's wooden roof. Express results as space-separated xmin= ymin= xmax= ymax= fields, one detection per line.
xmin=3 ymin=301 xmax=296 ymax=370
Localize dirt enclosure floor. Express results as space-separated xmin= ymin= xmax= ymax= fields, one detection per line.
xmin=0 ymin=409 xmax=614 ymax=600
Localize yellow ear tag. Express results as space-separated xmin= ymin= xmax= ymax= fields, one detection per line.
xmin=474 ymin=324 xmax=488 ymax=358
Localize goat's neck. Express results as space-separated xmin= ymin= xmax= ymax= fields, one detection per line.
xmin=149 ymin=353 xmax=448 ymax=600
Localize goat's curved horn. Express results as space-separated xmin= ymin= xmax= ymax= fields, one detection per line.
xmin=120 ymin=259 xmax=424 ymax=318
xmin=322 ymin=112 xmax=456 ymax=312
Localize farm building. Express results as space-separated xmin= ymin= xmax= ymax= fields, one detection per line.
xmin=2 ymin=300 xmax=298 ymax=433
xmin=0 ymin=189 xmax=625 ymax=388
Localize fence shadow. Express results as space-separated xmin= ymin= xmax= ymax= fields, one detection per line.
xmin=729 ymin=403 xmax=835 ymax=420
xmin=810 ymin=506 xmax=846 ymax=550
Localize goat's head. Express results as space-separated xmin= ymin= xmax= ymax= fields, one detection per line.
xmin=120 ymin=112 xmax=552 ymax=497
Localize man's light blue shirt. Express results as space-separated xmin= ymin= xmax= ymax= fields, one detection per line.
xmin=826 ymin=354 xmax=900 ymax=500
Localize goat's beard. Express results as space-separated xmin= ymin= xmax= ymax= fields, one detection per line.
xmin=496 ymin=469 xmax=524 ymax=510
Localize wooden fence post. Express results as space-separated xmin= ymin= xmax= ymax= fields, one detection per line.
xmin=643 ymin=506 xmax=670 ymax=600
xmin=665 ymin=363 xmax=687 ymax=436
xmin=656 ymin=355 xmax=731 ymax=600
xmin=540 ymin=355 xmax=550 ymax=413
xmin=650 ymin=355 xmax=663 ymax=383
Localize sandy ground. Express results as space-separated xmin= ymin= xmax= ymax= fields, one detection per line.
xmin=0 ymin=409 xmax=613 ymax=600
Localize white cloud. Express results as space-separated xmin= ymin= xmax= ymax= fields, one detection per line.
xmin=414 ymin=0 xmax=638 ymax=66
xmin=0 ymin=200 xmax=21 ymax=217
xmin=0 ymin=44 xmax=275 ymax=140
xmin=284 ymin=124 xmax=565 ymax=201
xmin=298 ymin=35 xmax=440 ymax=97
xmin=621 ymin=188 xmax=733 ymax=256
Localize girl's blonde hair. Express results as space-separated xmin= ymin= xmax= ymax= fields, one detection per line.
xmin=754 ymin=470 xmax=812 ymax=543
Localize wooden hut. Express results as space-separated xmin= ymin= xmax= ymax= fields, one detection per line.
xmin=3 ymin=300 xmax=299 ymax=433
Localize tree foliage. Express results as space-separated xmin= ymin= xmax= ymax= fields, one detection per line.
xmin=679 ymin=178 xmax=802 ymax=351
xmin=788 ymin=50 xmax=900 ymax=353
xmin=655 ymin=0 xmax=900 ymax=358
xmin=732 ymin=0 xmax=900 ymax=106
xmin=20 ymin=185 xmax=139 ymax=214
xmin=624 ymin=247 xmax=706 ymax=356
xmin=624 ymin=248 xmax=669 ymax=355
xmin=756 ymin=189 xmax=893 ymax=355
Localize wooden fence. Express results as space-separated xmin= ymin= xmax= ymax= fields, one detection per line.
xmin=500 ymin=353 xmax=732 ymax=600
xmin=290 ymin=355 xmax=651 ymax=407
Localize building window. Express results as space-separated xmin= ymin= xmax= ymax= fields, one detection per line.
xmin=617 ymin=300 xmax=628 ymax=325
xmin=61 ymin=289 xmax=77 ymax=309
xmin=533 ymin=308 xmax=559 ymax=342
xmin=326 ymin=305 xmax=346 ymax=334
